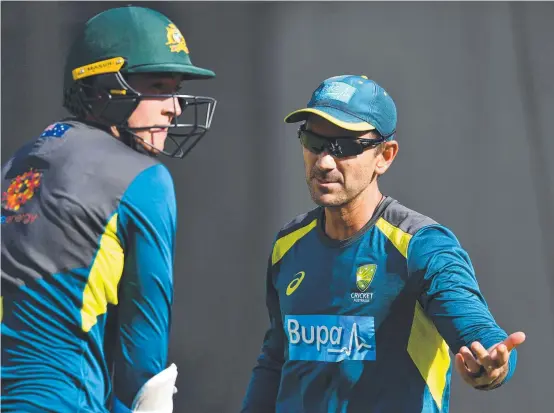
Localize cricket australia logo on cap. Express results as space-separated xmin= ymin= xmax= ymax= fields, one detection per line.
xmin=165 ymin=23 xmax=189 ymax=54
xmin=318 ymin=82 xmax=356 ymax=103
xmin=351 ymin=264 xmax=376 ymax=303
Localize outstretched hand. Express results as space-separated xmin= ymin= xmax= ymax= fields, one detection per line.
xmin=454 ymin=332 xmax=525 ymax=389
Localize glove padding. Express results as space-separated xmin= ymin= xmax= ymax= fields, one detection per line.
xmin=131 ymin=363 xmax=178 ymax=413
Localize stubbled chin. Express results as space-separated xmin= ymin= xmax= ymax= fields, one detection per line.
xmin=313 ymin=196 xmax=343 ymax=208
xmin=311 ymin=188 xmax=342 ymax=207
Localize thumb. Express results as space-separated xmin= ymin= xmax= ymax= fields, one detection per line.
xmin=503 ymin=331 xmax=526 ymax=351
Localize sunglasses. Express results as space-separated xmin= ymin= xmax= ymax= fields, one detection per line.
xmin=298 ymin=124 xmax=391 ymax=158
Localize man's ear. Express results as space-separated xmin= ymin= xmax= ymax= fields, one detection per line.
xmin=375 ymin=140 xmax=399 ymax=176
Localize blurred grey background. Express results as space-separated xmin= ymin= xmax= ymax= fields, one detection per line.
xmin=2 ymin=1 xmax=553 ymax=412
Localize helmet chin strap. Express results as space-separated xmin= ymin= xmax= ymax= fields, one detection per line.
xmin=118 ymin=126 xmax=153 ymax=157
xmin=120 ymin=127 xmax=185 ymax=158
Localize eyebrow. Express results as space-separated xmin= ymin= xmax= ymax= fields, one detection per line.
xmin=305 ymin=123 xmax=366 ymax=139
xmin=142 ymin=79 xmax=183 ymax=92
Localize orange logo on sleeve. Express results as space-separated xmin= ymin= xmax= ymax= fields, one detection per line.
xmin=2 ymin=169 xmax=42 ymax=212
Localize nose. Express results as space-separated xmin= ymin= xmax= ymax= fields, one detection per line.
xmin=173 ymin=95 xmax=183 ymax=117
xmin=162 ymin=95 xmax=182 ymax=119
xmin=315 ymin=151 xmax=337 ymax=171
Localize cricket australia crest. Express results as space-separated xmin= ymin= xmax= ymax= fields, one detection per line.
xmin=165 ymin=23 xmax=189 ymax=54
xmin=356 ymin=264 xmax=377 ymax=292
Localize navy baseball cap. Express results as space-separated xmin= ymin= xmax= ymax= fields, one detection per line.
xmin=284 ymin=75 xmax=397 ymax=137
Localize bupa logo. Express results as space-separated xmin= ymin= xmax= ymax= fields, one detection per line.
xmin=285 ymin=315 xmax=376 ymax=362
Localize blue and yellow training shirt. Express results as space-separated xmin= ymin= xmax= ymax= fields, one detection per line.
xmin=1 ymin=120 xmax=176 ymax=413
xmin=242 ymin=197 xmax=517 ymax=413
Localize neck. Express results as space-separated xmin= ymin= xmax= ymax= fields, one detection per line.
xmin=324 ymin=186 xmax=383 ymax=241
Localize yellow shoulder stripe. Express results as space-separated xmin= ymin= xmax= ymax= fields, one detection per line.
xmin=375 ymin=217 xmax=412 ymax=258
xmin=272 ymin=219 xmax=317 ymax=265
xmin=81 ymin=213 xmax=125 ymax=332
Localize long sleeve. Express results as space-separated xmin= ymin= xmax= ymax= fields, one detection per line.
xmin=241 ymin=255 xmax=285 ymax=412
xmin=111 ymin=164 xmax=177 ymax=410
xmin=409 ymin=225 xmax=517 ymax=387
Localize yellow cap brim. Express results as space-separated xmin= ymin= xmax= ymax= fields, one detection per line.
xmin=283 ymin=108 xmax=376 ymax=132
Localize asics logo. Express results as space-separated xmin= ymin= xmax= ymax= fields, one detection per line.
xmin=286 ymin=271 xmax=305 ymax=296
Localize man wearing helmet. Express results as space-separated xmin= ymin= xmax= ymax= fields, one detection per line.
xmin=1 ymin=6 xmax=216 ymax=413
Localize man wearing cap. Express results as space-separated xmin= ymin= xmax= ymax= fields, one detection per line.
xmin=241 ymin=75 xmax=525 ymax=412
xmin=1 ymin=6 xmax=216 ymax=413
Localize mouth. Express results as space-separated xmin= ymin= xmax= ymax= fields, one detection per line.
xmin=313 ymin=177 xmax=340 ymax=188
xmin=150 ymin=128 xmax=169 ymax=138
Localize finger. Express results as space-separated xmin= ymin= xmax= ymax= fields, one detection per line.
xmin=454 ymin=353 xmax=471 ymax=378
xmin=455 ymin=353 xmax=487 ymax=387
xmin=459 ymin=346 xmax=481 ymax=373
xmin=503 ymin=332 xmax=526 ymax=352
xmin=455 ymin=353 xmax=478 ymax=384
xmin=470 ymin=341 xmax=494 ymax=370
xmin=490 ymin=343 xmax=509 ymax=368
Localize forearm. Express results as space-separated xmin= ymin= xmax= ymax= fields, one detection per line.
xmin=242 ymin=250 xmax=285 ymax=411
xmin=410 ymin=226 xmax=521 ymax=391
xmin=114 ymin=163 xmax=176 ymax=406
xmin=241 ymin=354 xmax=283 ymax=413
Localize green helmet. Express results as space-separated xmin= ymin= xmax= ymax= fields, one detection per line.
xmin=63 ymin=5 xmax=217 ymax=158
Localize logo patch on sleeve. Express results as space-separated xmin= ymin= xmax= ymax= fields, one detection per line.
xmin=40 ymin=123 xmax=72 ymax=138
xmin=1 ymin=168 xmax=41 ymax=225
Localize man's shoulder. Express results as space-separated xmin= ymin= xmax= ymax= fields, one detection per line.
xmin=49 ymin=119 xmax=164 ymax=190
xmin=62 ymin=119 xmax=160 ymax=170
xmin=269 ymin=208 xmax=320 ymax=266
xmin=275 ymin=207 xmax=320 ymax=242
xmin=18 ymin=119 xmax=167 ymax=207
xmin=380 ymin=198 xmax=439 ymax=237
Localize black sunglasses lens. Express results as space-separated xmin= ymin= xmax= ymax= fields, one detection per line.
xmin=299 ymin=130 xmax=364 ymax=158
xmin=333 ymin=139 xmax=363 ymax=157
xmin=299 ymin=130 xmax=326 ymax=154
